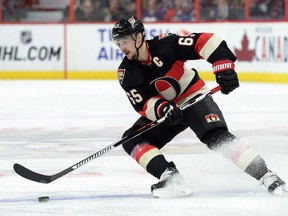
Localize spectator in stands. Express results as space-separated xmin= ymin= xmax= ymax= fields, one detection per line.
xmin=2 ymin=0 xmax=15 ymax=21
xmin=164 ymin=0 xmax=194 ymax=21
xmin=199 ymin=0 xmax=217 ymax=20
xmin=269 ymin=0 xmax=284 ymax=19
xmin=142 ymin=0 xmax=165 ymax=22
xmin=75 ymin=0 xmax=104 ymax=21
xmin=251 ymin=0 xmax=285 ymax=20
xmin=123 ymin=0 xmax=136 ymax=17
xmin=216 ymin=0 xmax=229 ymax=20
xmin=102 ymin=0 xmax=127 ymax=22
xmin=228 ymin=0 xmax=245 ymax=20
xmin=2 ymin=0 xmax=26 ymax=21
xmin=249 ymin=0 xmax=270 ymax=19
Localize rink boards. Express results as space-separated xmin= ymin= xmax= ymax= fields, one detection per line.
xmin=0 ymin=22 xmax=288 ymax=83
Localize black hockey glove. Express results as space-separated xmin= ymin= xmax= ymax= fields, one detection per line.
xmin=158 ymin=101 xmax=183 ymax=125
xmin=212 ymin=60 xmax=239 ymax=94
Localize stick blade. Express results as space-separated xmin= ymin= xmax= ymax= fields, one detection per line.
xmin=13 ymin=163 xmax=52 ymax=184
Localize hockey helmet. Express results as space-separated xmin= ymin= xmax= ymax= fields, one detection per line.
xmin=112 ymin=16 xmax=145 ymax=42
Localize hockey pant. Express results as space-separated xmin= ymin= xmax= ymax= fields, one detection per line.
xmin=122 ymin=96 xmax=268 ymax=180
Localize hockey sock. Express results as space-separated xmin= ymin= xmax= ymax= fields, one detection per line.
xmin=131 ymin=142 xmax=169 ymax=178
xmin=202 ymin=129 xmax=268 ymax=180
xmin=214 ymin=140 xmax=268 ymax=180
xmin=244 ymin=155 xmax=269 ymax=180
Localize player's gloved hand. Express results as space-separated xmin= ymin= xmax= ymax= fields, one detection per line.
xmin=212 ymin=59 xmax=239 ymax=94
xmin=158 ymin=101 xmax=183 ymax=125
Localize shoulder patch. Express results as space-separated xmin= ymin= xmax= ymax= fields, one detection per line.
xmin=117 ymin=69 xmax=126 ymax=84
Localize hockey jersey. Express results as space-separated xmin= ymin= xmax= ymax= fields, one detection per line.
xmin=117 ymin=33 xmax=237 ymax=121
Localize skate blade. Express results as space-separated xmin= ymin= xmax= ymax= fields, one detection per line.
xmin=272 ymin=185 xmax=288 ymax=196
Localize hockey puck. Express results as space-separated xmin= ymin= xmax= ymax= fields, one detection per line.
xmin=38 ymin=196 xmax=49 ymax=202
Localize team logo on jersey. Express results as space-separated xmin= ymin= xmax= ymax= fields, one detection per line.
xmin=151 ymin=77 xmax=181 ymax=101
xmin=205 ymin=114 xmax=221 ymax=123
xmin=117 ymin=69 xmax=126 ymax=84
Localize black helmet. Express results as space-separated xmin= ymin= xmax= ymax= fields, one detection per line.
xmin=112 ymin=16 xmax=145 ymax=41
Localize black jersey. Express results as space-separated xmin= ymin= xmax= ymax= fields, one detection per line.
xmin=117 ymin=33 xmax=237 ymax=121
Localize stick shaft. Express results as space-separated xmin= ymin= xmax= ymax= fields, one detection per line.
xmin=14 ymin=86 xmax=220 ymax=183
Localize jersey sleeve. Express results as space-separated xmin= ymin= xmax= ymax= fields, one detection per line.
xmin=172 ymin=33 xmax=237 ymax=63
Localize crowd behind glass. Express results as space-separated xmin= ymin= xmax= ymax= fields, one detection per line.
xmin=1 ymin=0 xmax=286 ymax=22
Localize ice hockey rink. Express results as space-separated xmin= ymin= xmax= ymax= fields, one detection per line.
xmin=1 ymin=80 xmax=288 ymax=216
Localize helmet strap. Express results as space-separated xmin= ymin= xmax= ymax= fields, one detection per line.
xmin=133 ymin=33 xmax=145 ymax=61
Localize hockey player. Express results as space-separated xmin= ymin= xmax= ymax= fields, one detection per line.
xmin=111 ymin=16 xmax=288 ymax=198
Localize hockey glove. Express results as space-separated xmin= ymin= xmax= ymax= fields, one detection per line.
xmin=212 ymin=60 xmax=239 ymax=94
xmin=157 ymin=101 xmax=183 ymax=125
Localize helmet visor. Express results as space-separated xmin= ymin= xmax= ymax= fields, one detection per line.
xmin=112 ymin=35 xmax=134 ymax=49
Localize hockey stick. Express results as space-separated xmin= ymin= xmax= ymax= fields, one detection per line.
xmin=13 ymin=85 xmax=221 ymax=184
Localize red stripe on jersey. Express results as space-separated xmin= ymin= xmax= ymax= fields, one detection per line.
xmin=165 ymin=60 xmax=185 ymax=80
xmin=139 ymin=96 xmax=160 ymax=118
xmin=194 ymin=33 xmax=214 ymax=57
xmin=138 ymin=110 xmax=146 ymax=118
xmin=131 ymin=143 xmax=156 ymax=163
xmin=174 ymin=79 xmax=205 ymax=103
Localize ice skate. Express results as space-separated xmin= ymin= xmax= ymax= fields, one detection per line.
xmin=260 ymin=171 xmax=288 ymax=196
xmin=151 ymin=166 xmax=193 ymax=198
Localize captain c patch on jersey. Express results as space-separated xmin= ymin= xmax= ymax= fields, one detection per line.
xmin=117 ymin=69 xmax=126 ymax=84
xmin=205 ymin=113 xmax=221 ymax=123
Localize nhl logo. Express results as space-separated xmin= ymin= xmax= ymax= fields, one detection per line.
xmin=117 ymin=69 xmax=126 ymax=84
xmin=20 ymin=31 xmax=32 ymax=44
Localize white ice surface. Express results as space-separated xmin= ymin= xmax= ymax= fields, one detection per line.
xmin=0 ymin=80 xmax=288 ymax=216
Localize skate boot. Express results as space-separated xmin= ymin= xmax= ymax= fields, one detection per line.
xmin=260 ymin=171 xmax=288 ymax=195
xmin=151 ymin=165 xmax=193 ymax=198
